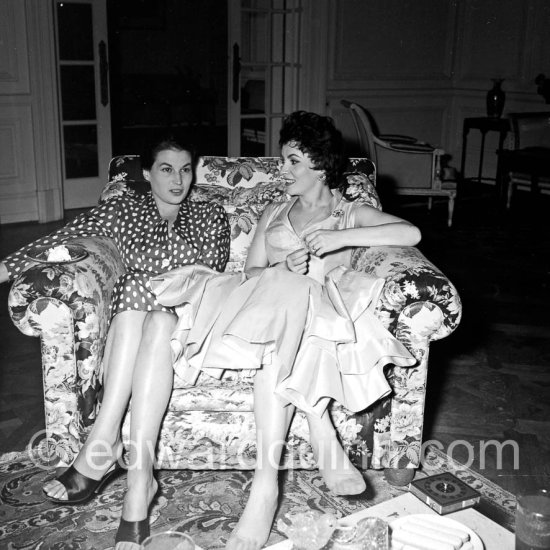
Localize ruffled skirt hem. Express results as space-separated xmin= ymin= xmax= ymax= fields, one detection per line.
xmin=150 ymin=264 xmax=416 ymax=416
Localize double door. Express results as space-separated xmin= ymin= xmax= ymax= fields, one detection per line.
xmin=228 ymin=0 xmax=303 ymax=156
xmin=52 ymin=0 xmax=307 ymax=209
xmin=53 ymin=0 xmax=112 ymax=209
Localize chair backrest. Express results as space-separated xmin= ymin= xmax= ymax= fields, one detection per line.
xmin=508 ymin=112 xmax=550 ymax=149
xmin=341 ymin=100 xmax=378 ymax=163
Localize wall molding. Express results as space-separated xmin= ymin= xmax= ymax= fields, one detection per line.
xmin=26 ymin=0 xmax=63 ymax=222
xmin=329 ymin=0 xmax=457 ymax=85
xmin=298 ymin=0 xmax=330 ymax=114
xmin=0 ymin=101 xmax=36 ymax=191
xmin=0 ymin=193 xmax=39 ymax=224
xmin=0 ymin=0 xmax=30 ymax=94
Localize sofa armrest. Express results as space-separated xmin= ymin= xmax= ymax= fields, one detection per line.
xmin=8 ymin=236 xmax=124 ymax=464
xmin=351 ymin=245 xmax=461 ymax=470
xmin=352 ymin=245 xmax=461 ymax=347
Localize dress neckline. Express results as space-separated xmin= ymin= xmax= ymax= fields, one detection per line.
xmin=285 ymin=192 xmax=344 ymax=237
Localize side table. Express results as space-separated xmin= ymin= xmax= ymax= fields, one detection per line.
xmin=460 ymin=117 xmax=510 ymax=184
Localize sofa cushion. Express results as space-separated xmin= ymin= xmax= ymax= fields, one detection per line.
xmin=169 ymin=384 xmax=254 ymax=412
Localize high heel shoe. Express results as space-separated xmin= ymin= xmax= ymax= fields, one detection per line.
xmin=115 ymin=518 xmax=150 ymax=548
xmin=114 ymin=478 xmax=159 ymax=549
xmin=44 ymin=462 xmax=125 ymax=505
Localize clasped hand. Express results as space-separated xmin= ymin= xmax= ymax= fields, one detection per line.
xmin=303 ymin=229 xmax=342 ymax=258
xmin=282 ymin=229 xmax=342 ymax=274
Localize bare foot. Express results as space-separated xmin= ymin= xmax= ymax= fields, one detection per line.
xmin=225 ymin=479 xmax=278 ymax=550
xmin=308 ymin=415 xmax=367 ymax=496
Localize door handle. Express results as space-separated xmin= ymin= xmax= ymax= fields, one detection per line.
xmin=99 ymin=40 xmax=109 ymax=107
xmin=232 ymin=42 xmax=241 ymax=103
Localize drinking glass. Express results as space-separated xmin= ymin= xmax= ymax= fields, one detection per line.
xmin=516 ymin=488 xmax=550 ymax=550
xmin=329 ymin=517 xmax=389 ymax=549
xmin=141 ymin=531 xmax=195 ymax=550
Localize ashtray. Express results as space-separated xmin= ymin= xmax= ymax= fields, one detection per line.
xmin=26 ymin=243 xmax=88 ymax=264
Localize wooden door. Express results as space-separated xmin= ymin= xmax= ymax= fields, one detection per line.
xmin=53 ymin=0 xmax=112 ymax=209
xmin=228 ymin=0 xmax=302 ymax=156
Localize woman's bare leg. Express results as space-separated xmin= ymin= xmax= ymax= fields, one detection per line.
xmin=226 ymin=365 xmax=295 ymax=550
xmin=44 ymin=310 xmax=148 ymax=499
xmin=307 ymin=411 xmax=366 ymax=495
xmin=115 ymin=311 xmax=176 ymax=550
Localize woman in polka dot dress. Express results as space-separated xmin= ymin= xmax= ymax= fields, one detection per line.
xmin=0 ymin=139 xmax=231 ymax=549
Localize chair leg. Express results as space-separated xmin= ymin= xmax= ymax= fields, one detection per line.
xmin=427 ymin=197 xmax=433 ymax=210
xmin=447 ymin=195 xmax=455 ymax=227
xmin=507 ymin=182 xmax=513 ymax=209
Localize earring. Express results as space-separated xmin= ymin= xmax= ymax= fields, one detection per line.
xmin=318 ymin=173 xmax=327 ymax=184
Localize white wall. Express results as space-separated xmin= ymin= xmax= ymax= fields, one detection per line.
xmin=0 ymin=0 xmax=63 ymax=224
xmin=326 ymin=0 xmax=550 ymax=179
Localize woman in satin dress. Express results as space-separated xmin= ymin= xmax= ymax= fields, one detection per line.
xmin=151 ymin=112 xmax=421 ymax=550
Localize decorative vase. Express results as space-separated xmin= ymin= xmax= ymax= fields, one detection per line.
xmin=486 ymin=79 xmax=505 ymax=118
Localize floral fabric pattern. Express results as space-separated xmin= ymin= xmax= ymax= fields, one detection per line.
xmin=8 ymin=237 xmax=124 ymax=464
xmin=8 ymin=155 xmax=461 ymax=469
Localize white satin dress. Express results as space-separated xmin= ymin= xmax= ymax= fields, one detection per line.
xmin=150 ymin=197 xmax=416 ymax=416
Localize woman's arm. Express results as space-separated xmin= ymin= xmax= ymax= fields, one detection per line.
xmin=243 ymin=208 xmax=271 ymax=278
xmin=1 ymin=198 xmax=123 ymax=282
xmin=197 ymin=204 xmax=231 ymax=272
xmin=244 ymin=205 xmax=310 ymax=278
xmin=303 ymin=204 xmax=421 ymax=257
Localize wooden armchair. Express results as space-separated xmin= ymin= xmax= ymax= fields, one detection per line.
xmin=341 ymin=100 xmax=457 ymax=227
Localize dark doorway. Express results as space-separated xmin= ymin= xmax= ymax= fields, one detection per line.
xmin=107 ymin=0 xmax=228 ymax=157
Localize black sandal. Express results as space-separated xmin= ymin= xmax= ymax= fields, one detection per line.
xmin=44 ymin=462 xmax=125 ymax=505
xmin=115 ymin=518 xmax=150 ymax=547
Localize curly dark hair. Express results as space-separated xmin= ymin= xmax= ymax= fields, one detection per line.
xmin=279 ymin=111 xmax=345 ymax=188
xmin=140 ymin=138 xmax=197 ymax=171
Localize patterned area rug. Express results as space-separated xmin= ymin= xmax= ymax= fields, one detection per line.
xmin=0 ymin=445 xmax=515 ymax=550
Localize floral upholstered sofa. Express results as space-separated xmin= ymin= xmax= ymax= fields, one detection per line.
xmin=8 ymin=155 xmax=461 ymax=481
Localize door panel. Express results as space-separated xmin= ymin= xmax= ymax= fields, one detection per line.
xmin=54 ymin=0 xmax=111 ymax=209
xmin=228 ymin=0 xmax=302 ymax=156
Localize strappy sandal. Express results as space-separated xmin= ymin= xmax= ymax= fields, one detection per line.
xmin=44 ymin=462 xmax=125 ymax=505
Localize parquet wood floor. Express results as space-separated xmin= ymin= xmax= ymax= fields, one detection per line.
xmin=1 ymin=185 xmax=549 ymax=499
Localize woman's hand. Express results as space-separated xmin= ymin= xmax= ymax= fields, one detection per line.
xmin=278 ymin=248 xmax=310 ymax=274
xmin=303 ymin=229 xmax=344 ymax=257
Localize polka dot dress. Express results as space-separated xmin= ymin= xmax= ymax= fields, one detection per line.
xmin=3 ymin=193 xmax=231 ymax=318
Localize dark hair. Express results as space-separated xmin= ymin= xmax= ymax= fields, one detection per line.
xmin=279 ymin=111 xmax=345 ymax=188
xmin=140 ymin=138 xmax=197 ymax=171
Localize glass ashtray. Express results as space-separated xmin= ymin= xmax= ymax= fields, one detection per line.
xmin=26 ymin=243 xmax=88 ymax=264
xmin=329 ymin=517 xmax=389 ymax=549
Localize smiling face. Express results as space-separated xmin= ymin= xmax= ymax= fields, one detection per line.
xmin=143 ymin=148 xmax=193 ymax=209
xmin=279 ymin=142 xmax=324 ymax=196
